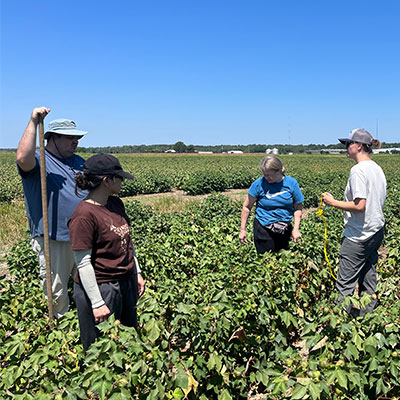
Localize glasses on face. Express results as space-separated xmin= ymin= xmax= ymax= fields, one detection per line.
xmin=113 ymin=175 xmax=124 ymax=182
xmin=346 ymin=141 xmax=356 ymax=148
xmin=55 ymin=134 xmax=83 ymax=141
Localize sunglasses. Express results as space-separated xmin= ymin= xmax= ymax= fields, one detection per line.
xmin=345 ymin=141 xmax=357 ymax=148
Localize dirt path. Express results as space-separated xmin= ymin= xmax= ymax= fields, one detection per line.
xmin=127 ymin=188 xmax=248 ymax=203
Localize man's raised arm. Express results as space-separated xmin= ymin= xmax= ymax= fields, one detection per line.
xmin=16 ymin=107 xmax=51 ymax=172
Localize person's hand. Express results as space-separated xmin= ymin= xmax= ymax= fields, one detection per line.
xmin=322 ymin=192 xmax=335 ymax=206
xmin=292 ymin=228 xmax=301 ymax=242
xmin=93 ymin=304 xmax=111 ymax=323
xmin=239 ymin=229 xmax=247 ymax=244
xmin=31 ymin=107 xmax=51 ymax=124
xmin=137 ymin=273 xmax=146 ymax=298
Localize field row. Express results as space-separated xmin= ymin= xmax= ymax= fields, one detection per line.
xmin=1 ymin=153 xmax=399 ymax=209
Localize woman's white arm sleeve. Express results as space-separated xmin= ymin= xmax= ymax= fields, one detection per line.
xmin=132 ymin=246 xmax=142 ymax=274
xmin=73 ymin=250 xmax=105 ymax=309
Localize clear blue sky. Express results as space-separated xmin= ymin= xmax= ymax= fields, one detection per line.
xmin=1 ymin=0 xmax=399 ymax=148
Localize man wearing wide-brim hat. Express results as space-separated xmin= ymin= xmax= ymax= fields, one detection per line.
xmin=16 ymin=107 xmax=88 ymax=318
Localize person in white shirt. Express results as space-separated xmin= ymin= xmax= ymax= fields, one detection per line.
xmin=323 ymin=128 xmax=386 ymax=316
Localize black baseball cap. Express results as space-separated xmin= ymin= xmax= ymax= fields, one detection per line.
xmin=83 ymin=154 xmax=134 ymax=179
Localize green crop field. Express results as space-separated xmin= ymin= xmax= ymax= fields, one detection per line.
xmin=1 ymin=152 xmax=399 ymax=399
xmin=1 ymin=152 xmax=398 ymax=203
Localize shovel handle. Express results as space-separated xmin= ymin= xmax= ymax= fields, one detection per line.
xmin=38 ymin=116 xmax=54 ymax=321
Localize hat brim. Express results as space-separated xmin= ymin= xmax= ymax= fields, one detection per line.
xmin=116 ymin=171 xmax=134 ymax=180
xmin=44 ymin=129 xmax=88 ymax=140
xmin=338 ymin=138 xmax=351 ymax=144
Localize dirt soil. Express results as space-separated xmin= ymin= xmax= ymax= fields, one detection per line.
xmin=127 ymin=188 xmax=248 ymax=203
xmin=0 ymin=253 xmax=9 ymax=279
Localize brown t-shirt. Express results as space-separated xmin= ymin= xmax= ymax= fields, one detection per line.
xmin=68 ymin=196 xmax=135 ymax=283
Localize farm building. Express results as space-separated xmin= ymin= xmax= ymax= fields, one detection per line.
xmin=373 ymin=148 xmax=400 ymax=154
xmin=310 ymin=149 xmax=345 ymax=154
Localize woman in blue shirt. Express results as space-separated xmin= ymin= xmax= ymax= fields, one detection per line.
xmin=239 ymin=156 xmax=304 ymax=254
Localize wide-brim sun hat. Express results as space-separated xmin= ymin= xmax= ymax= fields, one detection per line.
xmin=83 ymin=153 xmax=134 ymax=180
xmin=339 ymin=128 xmax=372 ymax=145
xmin=44 ymin=119 xmax=88 ymax=140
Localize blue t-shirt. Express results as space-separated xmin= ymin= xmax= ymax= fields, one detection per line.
xmin=18 ymin=150 xmax=87 ymax=241
xmin=248 ymin=175 xmax=304 ymax=226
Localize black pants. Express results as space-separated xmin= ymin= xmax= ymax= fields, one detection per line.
xmin=253 ymin=218 xmax=292 ymax=255
xmin=74 ymin=275 xmax=138 ymax=353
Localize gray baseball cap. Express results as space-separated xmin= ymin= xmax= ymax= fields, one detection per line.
xmin=44 ymin=119 xmax=88 ymax=140
xmin=339 ymin=128 xmax=372 ymax=145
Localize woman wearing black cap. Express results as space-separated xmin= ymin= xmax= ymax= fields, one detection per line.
xmin=68 ymin=153 xmax=145 ymax=352
xmin=323 ymin=129 xmax=386 ymax=316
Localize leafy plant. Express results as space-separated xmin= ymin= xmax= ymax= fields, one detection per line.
xmin=1 ymin=155 xmax=399 ymax=399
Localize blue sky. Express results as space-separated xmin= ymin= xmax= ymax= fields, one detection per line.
xmin=1 ymin=0 xmax=399 ymax=148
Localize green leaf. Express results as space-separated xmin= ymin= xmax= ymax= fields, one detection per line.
xmin=218 ymin=389 xmax=232 ymax=400
xmin=156 ymin=379 xmax=165 ymax=398
xmin=176 ymin=303 xmax=193 ymax=314
xmin=344 ymin=342 xmax=359 ymax=360
xmin=213 ymin=290 xmax=228 ymax=303
xmin=215 ymin=354 xmax=222 ymax=373
xmin=336 ymin=369 xmax=347 ymax=389
xmin=175 ymin=370 xmax=188 ymax=390
xmin=256 ymin=370 xmax=269 ymax=386
xmin=172 ymin=387 xmax=185 ymax=399
xmin=148 ymin=388 xmax=159 ymax=400
xmin=131 ymin=360 xmax=142 ymax=373
xmin=148 ymin=322 xmax=161 ymax=342
xmin=291 ymin=384 xmax=308 ymax=399
xmin=309 ymin=382 xmax=321 ymax=400
xmin=110 ymin=352 xmax=125 ymax=368
xmin=364 ymin=335 xmax=378 ymax=356
xmin=390 ymin=362 xmax=399 ymax=377
xmin=66 ymin=387 xmax=87 ymax=398
xmin=263 ymin=368 xmax=283 ymax=376
xmin=368 ymin=358 xmax=379 ymax=371
xmin=92 ymin=379 xmax=113 ymax=400
xmin=352 ymin=330 xmax=363 ymax=351
xmin=376 ymin=377 xmax=387 ymax=395
xmin=207 ymin=353 xmax=222 ymax=372
xmin=360 ymin=293 xmax=371 ymax=309
xmin=207 ymin=354 xmax=215 ymax=370
xmin=347 ymin=371 xmax=361 ymax=387
xmin=281 ymin=311 xmax=294 ymax=327
xmin=109 ymin=390 xmax=131 ymax=400
xmin=329 ymin=314 xmax=338 ymax=328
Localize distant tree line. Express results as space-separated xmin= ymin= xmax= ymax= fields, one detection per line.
xmin=76 ymin=141 xmax=400 ymax=154
xmin=1 ymin=142 xmax=399 ymax=154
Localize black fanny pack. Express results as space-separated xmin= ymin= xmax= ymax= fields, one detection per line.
xmin=265 ymin=221 xmax=290 ymax=234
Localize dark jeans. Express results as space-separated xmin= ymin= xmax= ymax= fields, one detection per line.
xmin=74 ymin=275 xmax=138 ymax=353
xmin=336 ymin=227 xmax=384 ymax=316
xmin=253 ymin=218 xmax=292 ymax=255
